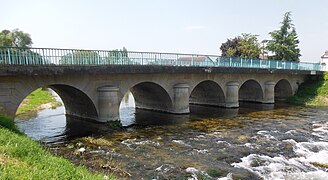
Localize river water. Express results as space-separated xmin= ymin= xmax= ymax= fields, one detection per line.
xmin=15 ymin=93 xmax=328 ymax=179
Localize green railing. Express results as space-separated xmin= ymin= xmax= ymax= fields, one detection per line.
xmin=0 ymin=47 xmax=324 ymax=71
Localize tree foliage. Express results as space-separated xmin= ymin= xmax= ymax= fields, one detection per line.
xmin=107 ymin=47 xmax=130 ymax=64
xmin=220 ymin=34 xmax=261 ymax=58
xmin=238 ymin=33 xmax=261 ymax=59
xmin=0 ymin=29 xmax=42 ymax=64
xmin=266 ymin=12 xmax=301 ymax=61
xmin=60 ymin=51 xmax=100 ymax=64
xmin=220 ymin=37 xmax=241 ymax=57
xmin=0 ymin=29 xmax=33 ymax=48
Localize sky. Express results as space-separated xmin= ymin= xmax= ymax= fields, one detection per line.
xmin=1 ymin=0 xmax=328 ymax=62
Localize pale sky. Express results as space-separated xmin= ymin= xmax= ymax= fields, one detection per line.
xmin=1 ymin=0 xmax=328 ymax=62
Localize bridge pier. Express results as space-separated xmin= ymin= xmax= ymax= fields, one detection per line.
xmin=225 ymin=81 xmax=239 ymax=108
xmin=173 ymin=83 xmax=190 ymax=114
xmin=263 ymin=81 xmax=276 ymax=103
xmin=97 ymin=86 xmax=120 ymax=122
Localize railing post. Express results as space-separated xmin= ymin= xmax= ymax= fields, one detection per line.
xmin=291 ymin=62 xmax=293 ymax=69
xmin=7 ymin=48 xmax=11 ymax=64
xmin=141 ymin=53 xmax=144 ymax=65
xmin=229 ymin=57 xmax=232 ymax=67
xmin=97 ymin=51 xmax=100 ymax=65
xmin=42 ymin=49 xmax=45 ymax=65
xmin=192 ymin=55 xmax=194 ymax=66
xmin=71 ymin=50 xmax=74 ymax=65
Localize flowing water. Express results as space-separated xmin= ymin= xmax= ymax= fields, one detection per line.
xmin=15 ymin=93 xmax=328 ymax=179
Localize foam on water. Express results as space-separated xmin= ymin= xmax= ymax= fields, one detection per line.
xmin=232 ymin=121 xmax=328 ymax=180
xmin=217 ymin=173 xmax=233 ymax=180
xmin=172 ymin=139 xmax=192 ymax=147
xmin=312 ymin=122 xmax=328 ymax=141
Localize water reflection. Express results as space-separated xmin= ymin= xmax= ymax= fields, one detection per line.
xmin=15 ymin=106 xmax=66 ymax=144
xmin=120 ymin=91 xmax=136 ymax=126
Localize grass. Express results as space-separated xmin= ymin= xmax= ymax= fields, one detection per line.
xmin=16 ymin=88 xmax=62 ymax=119
xmin=288 ymin=72 xmax=328 ymax=106
xmin=0 ymin=115 xmax=21 ymax=134
xmin=0 ymin=115 xmax=114 ymax=179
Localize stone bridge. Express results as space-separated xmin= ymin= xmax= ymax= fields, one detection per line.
xmin=0 ymin=65 xmax=321 ymax=122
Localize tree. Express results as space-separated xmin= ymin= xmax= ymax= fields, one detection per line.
xmin=266 ymin=12 xmax=301 ymax=61
xmin=0 ymin=30 xmax=12 ymax=46
xmin=220 ymin=37 xmax=241 ymax=57
xmin=238 ymin=33 xmax=261 ymax=59
xmin=0 ymin=29 xmax=37 ymax=64
xmin=60 ymin=50 xmax=100 ymax=64
xmin=107 ymin=47 xmax=130 ymax=64
xmin=0 ymin=29 xmax=33 ymax=48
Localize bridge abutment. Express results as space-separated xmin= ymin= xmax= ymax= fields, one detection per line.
xmin=225 ymin=81 xmax=239 ymax=108
xmin=97 ymin=86 xmax=120 ymax=122
xmin=172 ymin=83 xmax=190 ymax=114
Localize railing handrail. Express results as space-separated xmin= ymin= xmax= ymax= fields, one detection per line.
xmin=0 ymin=46 xmax=324 ymax=71
xmin=0 ymin=46 xmax=222 ymax=57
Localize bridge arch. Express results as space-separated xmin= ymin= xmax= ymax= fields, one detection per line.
xmin=15 ymin=84 xmax=98 ymax=120
xmin=128 ymin=82 xmax=173 ymax=112
xmin=239 ymin=79 xmax=264 ymax=103
xmin=189 ymin=80 xmax=225 ymax=107
xmin=274 ymin=79 xmax=293 ymax=100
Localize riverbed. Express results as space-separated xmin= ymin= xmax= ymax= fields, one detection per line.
xmin=15 ymin=93 xmax=328 ymax=179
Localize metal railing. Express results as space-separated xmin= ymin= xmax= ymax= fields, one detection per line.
xmin=0 ymin=47 xmax=324 ymax=71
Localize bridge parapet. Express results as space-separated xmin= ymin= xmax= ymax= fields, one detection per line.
xmin=0 ymin=47 xmax=324 ymax=71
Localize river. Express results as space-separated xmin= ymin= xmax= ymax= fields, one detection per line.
xmin=15 ymin=92 xmax=328 ymax=179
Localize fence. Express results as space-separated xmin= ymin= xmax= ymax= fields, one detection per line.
xmin=0 ymin=47 xmax=324 ymax=71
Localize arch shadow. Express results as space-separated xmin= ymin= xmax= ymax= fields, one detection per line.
xmin=239 ymin=80 xmax=263 ymax=103
xmin=129 ymin=82 xmax=173 ymax=113
xmin=190 ymin=80 xmax=225 ymax=107
xmin=275 ymin=79 xmax=293 ymax=101
xmin=15 ymin=84 xmax=98 ymax=121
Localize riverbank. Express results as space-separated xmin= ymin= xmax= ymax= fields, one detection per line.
xmin=16 ymin=88 xmax=62 ymax=119
xmin=288 ymin=72 xmax=328 ymax=106
xmin=0 ymin=115 xmax=113 ymax=179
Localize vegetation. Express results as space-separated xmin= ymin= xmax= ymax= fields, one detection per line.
xmin=220 ymin=36 xmax=241 ymax=57
xmin=288 ymin=73 xmax=328 ymax=106
xmin=206 ymin=169 xmax=226 ymax=177
xmin=0 ymin=115 xmax=21 ymax=134
xmin=59 ymin=47 xmax=130 ymax=65
xmin=220 ymin=33 xmax=261 ymax=58
xmin=0 ymin=28 xmax=48 ymax=65
xmin=0 ymin=115 xmax=112 ymax=179
xmin=219 ymin=11 xmax=300 ymax=61
xmin=265 ymin=12 xmax=301 ymax=61
xmin=310 ymin=162 xmax=328 ymax=168
xmin=238 ymin=33 xmax=261 ymax=59
xmin=0 ymin=29 xmax=32 ymax=48
xmin=60 ymin=50 xmax=100 ymax=64
xmin=16 ymin=88 xmax=62 ymax=119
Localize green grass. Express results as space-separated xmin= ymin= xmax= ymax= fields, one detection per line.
xmin=16 ymin=88 xmax=62 ymax=119
xmin=288 ymin=72 xmax=328 ymax=106
xmin=0 ymin=115 xmax=21 ymax=134
xmin=0 ymin=116 xmax=113 ymax=179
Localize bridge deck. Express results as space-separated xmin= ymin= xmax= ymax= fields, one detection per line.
xmin=0 ymin=64 xmax=323 ymax=76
